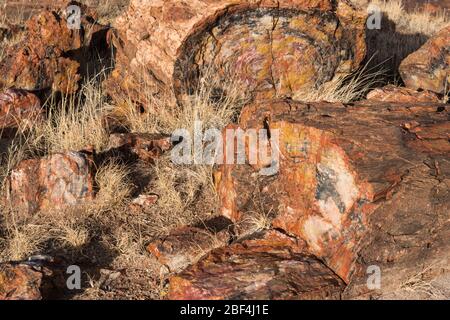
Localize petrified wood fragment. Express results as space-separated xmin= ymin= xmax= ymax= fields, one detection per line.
xmin=0 ymin=262 xmax=44 ymax=300
xmin=399 ymin=26 xmax=450 ymax=95
xmin=0 ymin=89 xmax=43 ymax=129
xmin=107 ymin=132 xmax=173 ymax=163
xmin=168 ymin=230 xmax=345 ymax=300
xmin=7 ymin=151 xmax=95 ymax=215
xmin=366 ymin=85 xmax=440 ymax=103
xmin=106 ymin=0 xmax=366 ymax=105
xmin=147 ymin=226 xmax=231 ymax=275
xmin=0 ymin=4 xmax=109 ymax=94
xmin=214 ymin=99 xmax=449 ymax=282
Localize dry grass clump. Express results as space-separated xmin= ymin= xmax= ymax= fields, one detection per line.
xmin=94 ymin=159 xmax=132 ymax=212
xmin=0 ymin=66 xmax=249 ymax=297
xmin=365 ymin=0 xmax=449 ymax=36
xmin=115 ymin=68 xmax=249 ymax=236
xmin=0 ymin=224 xmax=49 ymax=261
xmin=294 ymin=60 xmax=386 ymax=103
xmin=123 ymin=69 xmax=248 ymax=135
xmin=32 ymin=78 xmax=111 ymax=154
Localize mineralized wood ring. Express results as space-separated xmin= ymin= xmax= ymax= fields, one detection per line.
xmin=108 ymin=0 xmax=367 ymax=104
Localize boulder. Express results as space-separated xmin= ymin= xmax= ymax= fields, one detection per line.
xmin=0 ymin=89 xmax=43 ymax=129
xmin=214 ymin=99 xmax=449 ymax=283
xmin=168 ymin=230 xmax=345 ymax=300
xmin=366 ymin=85 xmax=440 ymax=103
xmin=7 ymin=151 xmax=95 ymax=215
xmin=105 ymin=0 xmax=366 ymax=105
xmin=399 ymin=26 xmax=450 ymax=95
xmin=0 ymin=4 xmax=109 ymax=94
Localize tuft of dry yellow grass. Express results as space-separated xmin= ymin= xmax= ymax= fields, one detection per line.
xmin=294 ymin=58 xmax=387 ymax=103
xmin=94 ymin=159 xmax=132 ymax=212
xmin=32 ymin=77 xmax=111 ymax=154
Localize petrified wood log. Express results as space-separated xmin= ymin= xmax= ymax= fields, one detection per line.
xmin=106 ymin=0 xmax=366 ymax=105
xmin=214 ymin=99 xmax=449 ymax=283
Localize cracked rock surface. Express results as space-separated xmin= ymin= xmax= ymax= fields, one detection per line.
xmin=105 ymin=0 xmax=366 ymax=104
xmin=214 ymin=100 xmax=449 ymax=283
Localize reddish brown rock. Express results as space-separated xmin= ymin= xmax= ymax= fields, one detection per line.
xmin=214 ymin=100 xmax=449 ymax=283
xmin=147 ymin=225 xmax=231 ymax=274
xmin=399 ymin=26 xmax=450 ymax=95
xmin=107 ymin=133 xmax=173 ymax=163
xmin=367 ymin=85 xmax=440 ymax=103
xmin=168 ymin=230 xmax=345 ymax=300
xmin=7 ymin=151 xmax=95 ymax=215
xmin=106 ymin=0 xmax=366 ymax=105
xmin=344 ymin=157 xmax=450 ymax=299
xmin=0 ymin=89 xmax=43 ymax=129
xmin=0 ymin=4 xmax=109 ymax=94
xmin=0 ymin=261 xmax=46 ymax=300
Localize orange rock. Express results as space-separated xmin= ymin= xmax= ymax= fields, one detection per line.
xmin=167 ymin=230 xmax=344 ymax=300
xmin=0 ymin=4 xmax=109 ymax=94
xmin=215 ymin=99 xmax=449 ymax=282
xmin=105 ymin=0 xmax=366 ymax=105
xmin=367 ymin=85 xmax=440 ymax=103
xmin=0 ymin=89 xmax=43 ymax=129
xmin=0 ymin=262 xmax=43 ymax=300
xmin=399 ymin=26 xmax=450 ymax=95
xmin=107 ymin=133 xmax=173 ymax=163
xmin=7 ymin=151 xmax=95 ymax=215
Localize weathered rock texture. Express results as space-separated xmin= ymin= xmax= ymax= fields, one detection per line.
xmin=399 ymin=26 xmax=450 ymax=95
xmin=107 ymin=133 xmax=173 ymax=163
xmin=168 ymin=230 xmax=345 ymax=300
xmin=366 ymin=85 xmax=440 ymax=103
xmin=214 ymin=100 xmax=449 ymax=283
xmin=106 ymin=0 xmax=366 ymax=105
xmin=0 ymin=262 xmax=44 ymax=300
xmin=0 ymin=89 xmax=43 ymax=129
xmin=7 ymin=151 xmax=95 ymax=215
xmin=0 ymin=4 xmax=109 ymax=94
xmin=147 ymin=226 xmax=231 ymax=274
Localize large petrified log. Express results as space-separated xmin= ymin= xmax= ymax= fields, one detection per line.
xmin=399 ymin=25 xmax=450 ymax=95
xmin=214 ymin=99 xmax=449 ymax=283
xmin=105 ymin=0 xmax=366 ymax=105
xmin=168 ymin=230 xmax=345 ymax=300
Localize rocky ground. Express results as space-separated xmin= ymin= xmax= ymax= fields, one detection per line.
xmin=0 ymin=0 xmax=449 ymax=300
